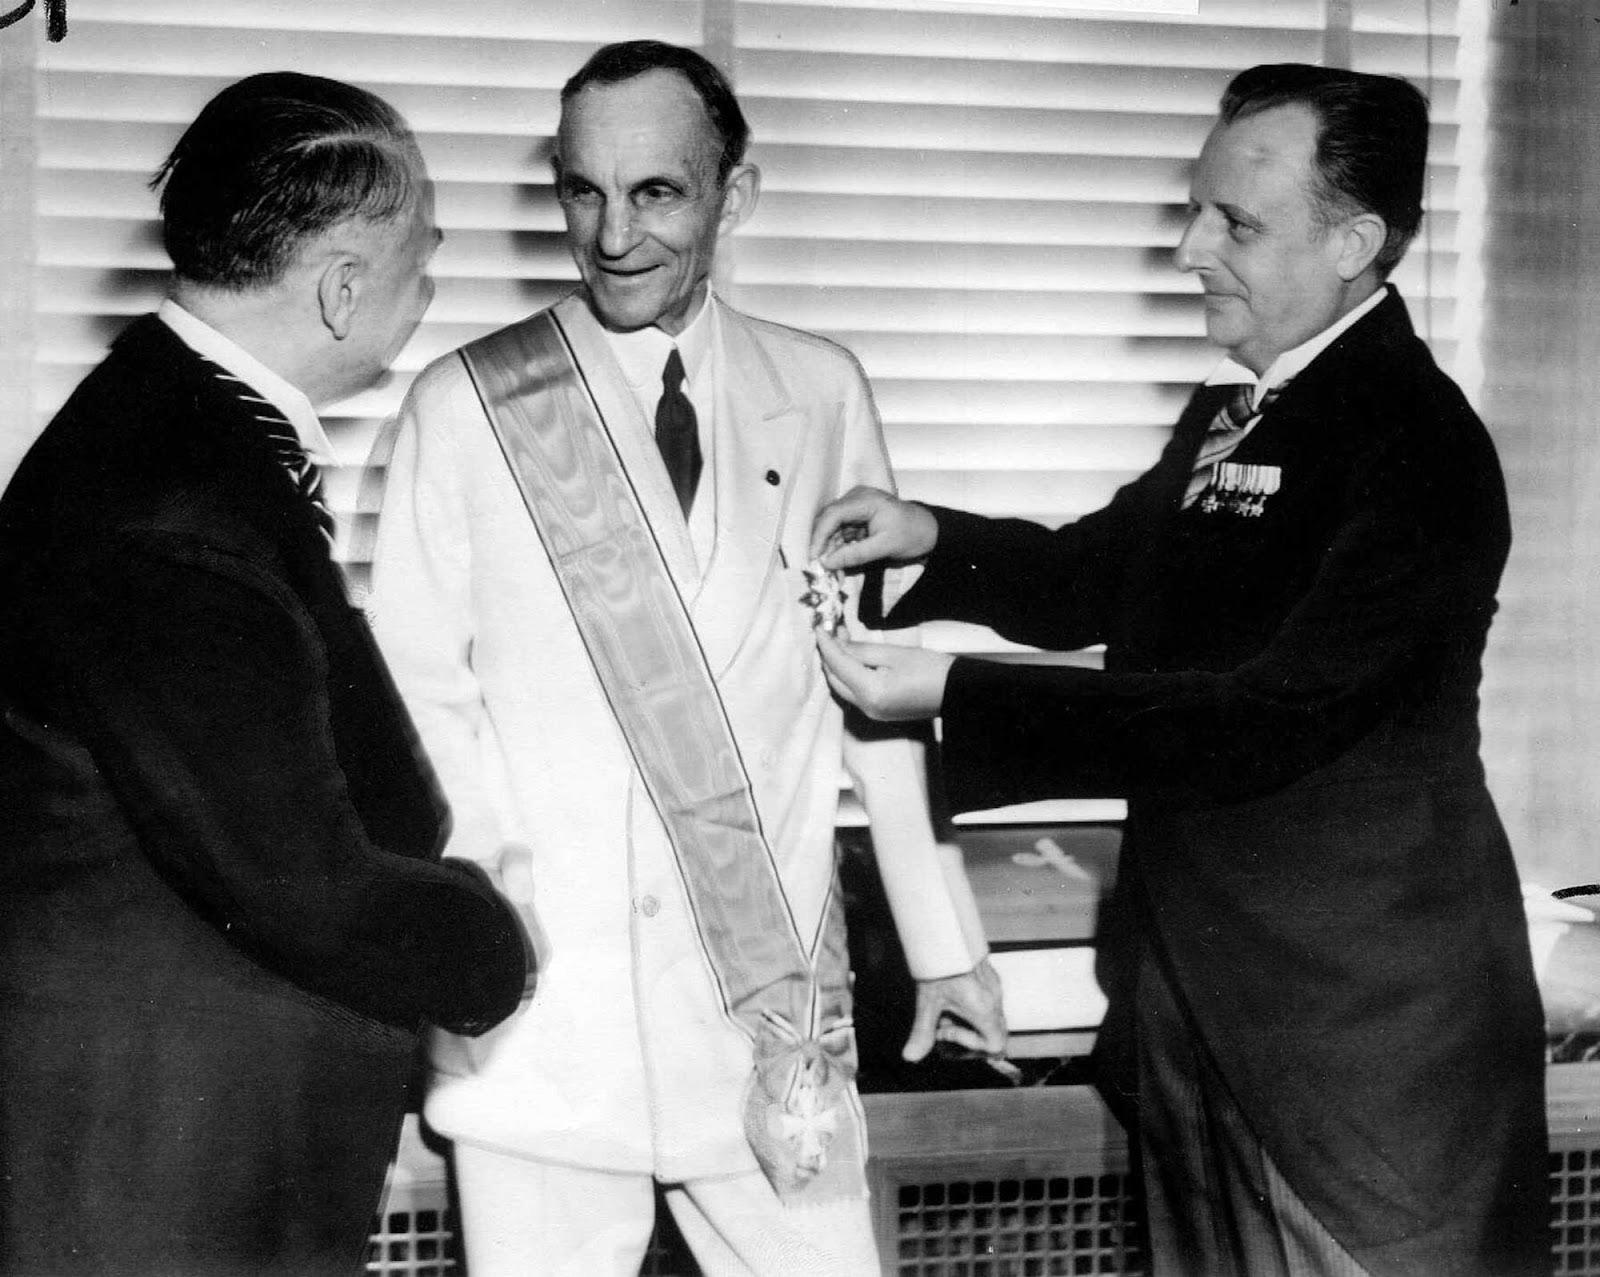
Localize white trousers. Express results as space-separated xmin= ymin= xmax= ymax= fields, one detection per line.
xmin=452 ymin=1142 xmax=881 ymax=1277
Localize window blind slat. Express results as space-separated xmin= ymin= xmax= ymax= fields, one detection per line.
xmin=65 ymin=0 xmax=700 ymax=42
xmin=739 ymin=5 xmax=1329 ymax=63
xmin=748 ymin=99 xmax=1213 ymax=157
xmin=743 ymin=0 xmax=1328 ymax=25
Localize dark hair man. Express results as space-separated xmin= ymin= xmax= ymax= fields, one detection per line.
xmin=368 ymin=39 xmax=1004 ymax=1275
xmin=0 ymin=72 xmax=535 ymax=1277
xmin=813 ymin=63 xmax=1550 ymax=1276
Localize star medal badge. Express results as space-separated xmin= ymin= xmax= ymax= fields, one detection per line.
xmin=801 ymin=560 xmax=849 ymax=635
xmin=799 ymin=523 xmax=868 ymax=635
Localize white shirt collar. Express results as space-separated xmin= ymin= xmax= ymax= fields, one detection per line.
xmin=157 ymin=299 xmax=335 ymax=466
xmin=1204 ymin=285 xmax=1389 ymax=408
xmin=599 ymin=288 xmax=715 ymax=393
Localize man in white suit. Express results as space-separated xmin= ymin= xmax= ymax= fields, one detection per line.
xmin=369 ymin=40 xmax=1005 ymax=1276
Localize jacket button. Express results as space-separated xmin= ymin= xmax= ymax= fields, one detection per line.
xmin=639 ymin=895 xmax=660 ymax=918
xmin=765 ymin=469 xmax=780 ymax=486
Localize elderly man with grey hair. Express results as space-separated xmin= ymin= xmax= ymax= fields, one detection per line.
xmin=370 ymin=38 xmax=1005 ymax=1277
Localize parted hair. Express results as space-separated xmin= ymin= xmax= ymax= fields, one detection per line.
xmin=1221 ymin=63 xmax=1429 ymax=278
xmin=151 ymin=71 xmax=421 ymax=290
xmin=560 ymin=40 xmax=750 ymax=181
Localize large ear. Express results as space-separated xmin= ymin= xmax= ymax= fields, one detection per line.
xmin=1335 ymin=210 xmax=1387 ymax=282
xmin=717 ymin=162 xmax=761 ymax=238
xmin=315 ymin=249 xmax=363 ymax=341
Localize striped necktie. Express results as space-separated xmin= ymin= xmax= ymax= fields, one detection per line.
xmin=209 ymin=366 xmax=335 ymax=538
xmin=1181 ymin=381 xmax=1285 ymax=510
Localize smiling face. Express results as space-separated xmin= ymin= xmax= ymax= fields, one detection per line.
xmin=1175 ymin=103 xmax=1378 ymax=374
xmin=555 ymin=68 xmax=757 ymax=336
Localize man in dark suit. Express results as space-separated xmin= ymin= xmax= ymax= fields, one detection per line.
xmin=812 ymin=64 xmax=1549 ymax=1277
xmin=0 ymin=73 xmax=534 ymax=1277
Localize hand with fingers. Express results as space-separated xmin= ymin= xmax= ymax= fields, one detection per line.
xmin=810 ymin=485 xmax=940 ymax=572
xmin=815 ymin=630 xmax=952 ymax=722
xmin=903 ymin=957 xmax=1009 ymax=1073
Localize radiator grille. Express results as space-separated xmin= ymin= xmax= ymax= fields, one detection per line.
xmin=365 ymin=1205 xmax=458 ymax=1276
xmin=892 ymin=1173 xmax=1146 ymax=1276
xmin=1551 ymin=1148 xmax=1600 ymax=1275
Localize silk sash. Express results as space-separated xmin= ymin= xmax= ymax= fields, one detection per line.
xmin=459 ymin=308 xmax=864 ymax=1203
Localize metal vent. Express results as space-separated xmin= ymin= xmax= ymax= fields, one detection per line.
xmin=1550 ymin=1148 xmax=1600 ymax=1275
xmin=893 ymin=1173 xmax=1146 ymax=1276
xmin=365 ymin=1206 xmax=458 ymax=1276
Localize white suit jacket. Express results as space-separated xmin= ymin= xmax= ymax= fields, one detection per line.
xmin=369 ymin=293 xmax=988 ymax=1179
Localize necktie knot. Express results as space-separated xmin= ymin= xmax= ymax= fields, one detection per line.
xmin=1217 ymin=383 xmax=1258 ymax=434
xmin=662 ymin=346 xmax=686 ymax=394
xmin=655 ymin=347 xmax=702 ymax=518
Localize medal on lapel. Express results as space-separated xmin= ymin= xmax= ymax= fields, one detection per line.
xmin=1200 ymin=461 xmax=1282 ymax=517
xmin=800 ymin=523 xmax=867 ymax=634
xmin=801 ymin=560 xmax=849 ymax=634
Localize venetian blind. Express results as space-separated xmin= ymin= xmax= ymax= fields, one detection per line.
xmin=722 ymin=0 xmax=1462 ymax=660
xmin=21 ymin=1 xmax=1463 ymax=576
xmin=717 ymin=0 xmax=1466 ymax=830
xmin=24 ymin=0 xmax=703 ymax=576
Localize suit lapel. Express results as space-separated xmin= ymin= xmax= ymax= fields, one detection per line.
xmin=1112 ymin=386 xmax=1226 ymax=667
xmin=552 ymin=293 xmax=700 ymax=593
xmin=1118 ymin=292 xmax=1418 ymax=670
xmin=690 ymin=301 xmax=807 ymax=678
xmin=1222 ymin=291 xmax=1415 ymax=473
xmin=116 ymin=319 xmax=448 ymax=859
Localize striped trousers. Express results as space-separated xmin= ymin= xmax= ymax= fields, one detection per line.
xmin=1134 ymin=948 xmax=1373 ymax=1277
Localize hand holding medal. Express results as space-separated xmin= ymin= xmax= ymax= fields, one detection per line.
xmin=799 ymin=523 xmax=866 ymax=636
xmin=805 ymin=491 xmax=952 ymax=720
xmin=800 ymin=560 xmax=850 ymax=636
xmin=809 ymin=485 xmax=939 ymax=571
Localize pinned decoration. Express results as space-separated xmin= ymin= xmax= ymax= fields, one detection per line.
xmin=1200 ymin=461 xmax=1282 ymax=517
xmin=801 ymin=560 xmax=849 ymax=635
xmin=800 ymin=522 xmax=868 ymax=634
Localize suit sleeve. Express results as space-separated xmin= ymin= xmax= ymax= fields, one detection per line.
xmin=23 ymin=532 xmax=530 ymax=1036
xmin=874 ymin=433 xmax=1191 ymax=649
xmin=833 ymin=354 xmax=990 ymax=977
xmin=928 ymin=407 xmax=1509 ymax=810
xmin=368 ymin=359 xmax=509 ymax=867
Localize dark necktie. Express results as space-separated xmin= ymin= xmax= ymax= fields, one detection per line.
xmin=210 ymin=365 xmax=335 ymax=538
xmin=1181 ymin=381 xmax=1285 ymax=510
xmin=654 ymin=347 xmax=702 ymax=518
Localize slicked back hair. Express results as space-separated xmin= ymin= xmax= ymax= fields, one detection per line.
xmin=1221 ymin=63 xmax=1429 ymax=279
xmin=152 ymin=71 xmax=421 ymax=291
xmin=559 ymin=40 xmax=750 ymax=182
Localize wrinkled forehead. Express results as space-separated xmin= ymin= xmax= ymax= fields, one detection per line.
xmin=556 ymin=69 xmax=722 ymax=181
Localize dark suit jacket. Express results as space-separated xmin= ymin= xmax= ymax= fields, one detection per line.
xmin=877 ymin=291 xmax=1549 ymax=1276
xmin=0 ymin=317 xmax=531 ymax=1276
